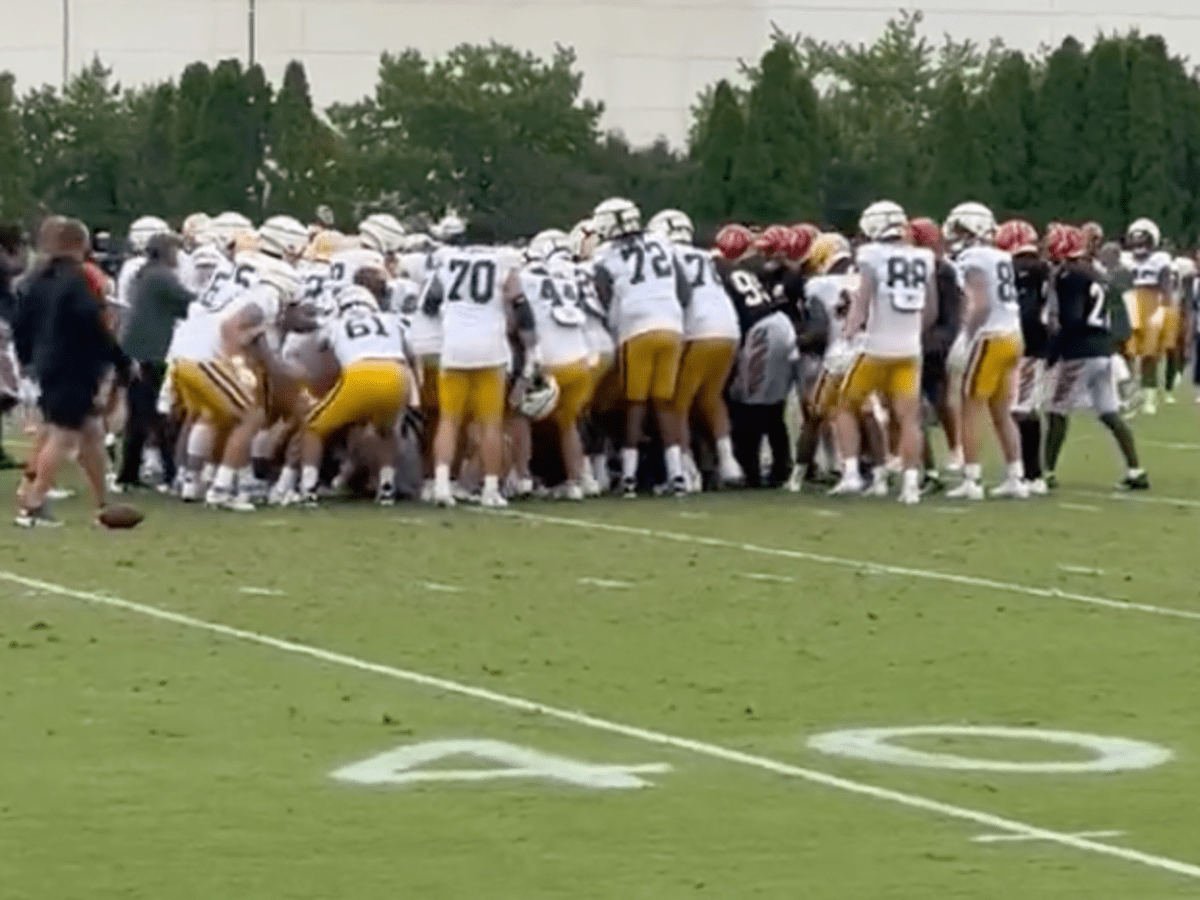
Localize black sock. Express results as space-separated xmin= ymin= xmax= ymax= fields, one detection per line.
xmin=1099 ymin=412 xmax=1140 ymax=469
xmin=1166 ymin=355 xmax=1179 ymax=392
xmin=252 ymin=458 xmax=272 ymax=481
xmin=1044 ymin=413 xmax=1069 ymax=473
xmin=1016 ymin=415 xmax=1042 ymax=479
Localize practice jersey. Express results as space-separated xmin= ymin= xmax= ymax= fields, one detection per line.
xmin=388 ymin=276 xmax=420 ymax=317
xmin=729 ymin=310 xmax=798 ymax=405
xmin=805 ymin=272 xmax=859 ymax=362
xmin=856 ymin=242 xmax=933 ymax=357
xmin=1127 ymin=250 xmax=1172 ymax=289
xmin=674 ymin=246 xmax=739 ymax=342
xmin=1013 ymin=255 xmax=1050 ymax=358
xmin=424 ymin=246 xmax=514 ymax=369
xmin=955 ymin=245 xmax=1021 ymax=338
xmin=1053 ymin=261 xmax=1115 ymax=359
xmin=574 ymin=262 xmax=615 ymax=362
xmin=521 ymin=262 xmax=589 ymax=368
xmin=298 ymin=260 xmax=334 ymax=317
xmin=325 ymin=310 xmax=406 ymax=366
xmin=715 ymin=258 xmax=777 ymax=333
xmin=593 ymin=233 xmax=687 ymax=343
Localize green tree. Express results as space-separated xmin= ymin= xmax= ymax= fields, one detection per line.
xmin=1079 ymin=37 xmax=1130 ymax=231
xmin=173 ymin=62 xmax=213 ymax=214
xmin=268 ymin=60 xmax=336 ymax=219
xmin=0 ymin=73 xmax=27 ymax=219
xmin=125 ymin=81 xmax=180 ymax=220
xmin=921 ymin=75 xmax=987 ymax=216
xmin=687 ymin=79 xmax=743 ymax=228
xmin=1030 ymin=37 xmax=1090 ymax=224
xmin=976 ymin=51 xmax=1036 ymax=217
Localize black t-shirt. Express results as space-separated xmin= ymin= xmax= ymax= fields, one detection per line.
xmin=923 ymin=257 xmax=961 ymax=357
xmin=1052 ymin=262 xmax=1113 ymax=360
xmin=715 ymin=258 xmax=779 ymax=333
xmin=1013 ymin=255 xmax=1050 ymax=359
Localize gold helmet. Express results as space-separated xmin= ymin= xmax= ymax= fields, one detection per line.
xmin=304 ymin=229 xmax=347 ymax=263
xmin=806 ymin=233 xmax=852 ymax=275
xmin=232 ymin=230 xmax=261 ymax=255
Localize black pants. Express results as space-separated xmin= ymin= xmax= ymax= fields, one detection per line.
xmin=118 ymin=360 xmax=175 ymax=485
xmin=730 ymin=400 xmax=790 ymax=487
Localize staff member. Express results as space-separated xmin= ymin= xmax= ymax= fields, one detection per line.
xmin=14 ymin=217 xmax=130 ymax=527
xmin=117 ymin=232 xmax=192 ymax=489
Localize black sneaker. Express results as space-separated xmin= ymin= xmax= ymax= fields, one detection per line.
xmin=621 ymin=477 xmax=638 ymax=499
xmin=670 ymin=475 xmax=688 ymax=497
xmin=1044 ymin=472 xmax=1058 ymax=490
xmin=15 ymin=505 xmax=63 ymax=528
xmin=1119 ymin=471 xmax=1150 ymax=491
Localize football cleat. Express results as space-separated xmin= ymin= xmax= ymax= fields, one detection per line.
xmin=898 ymin=484 xmax=921 ymax=505
xmin=433 ymin=484 xmax=456 ymax=508
xmin=990 ymin=478 xmax=1029 ymax=499
xmin=621 ymin=476 xmax=638 ymax=499
xmin=828 ymin=475 xmax=864 ymax=496
xmin=1026 ymin=477 xmax=1049 ymax=497
xmin=563 ymin=482 xmax=585 ymax=502
xmin=14 ymin=505 xmax=62 ymax=528
xmin=946 ymin=479 xmax=985 ymax=501
xmin=480 ymin=488 xmax=508 ymax=509
xmin=580 ymin=470 xmax=603 ymax=498
xmin=376 ymin=482 xmax=396 ymax=507
xmin=1119 ymin=471 xmax=1150 ymax=491
xmin=784 ymin=465 xmax=805 ymax=493
xmin=670 ymin=475 xmax=688 ymax=497
xmin=1044 ymin=472 xmax=1059 ymax=490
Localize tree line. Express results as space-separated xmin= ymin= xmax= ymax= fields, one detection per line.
xmin=0 ymin=12 xmax=1197 ymax=246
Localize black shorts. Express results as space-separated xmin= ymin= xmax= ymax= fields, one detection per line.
xmin=921 ymin=352 xmax=947 ymax=405
xmin=39 ymin=379 xmax=100 ymax=430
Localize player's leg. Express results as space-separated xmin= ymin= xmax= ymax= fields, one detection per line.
xmin=830 ymin=357 xmax=876 ymax=495
xmin=433 ymin=368 xmax=468 ymax=507
xmin=474 ymin=368 xmax=508 ymax=507
xmin=888 ymin=360 xmax=923 ymax=504
xmin=948 ymin=340 xmax=989 ymax=500
xmin=1088 ymin=356 xmax=1148 ymax=489
xmin=619 ymin=337 xmax=653 ymax=496
xmin=692 ymin=339 xmax=741 ymax=485
xmin=648 ymin=332 xmax=686 ymax=494
xmin=987 ymin=347 xmax=1027 ymax=498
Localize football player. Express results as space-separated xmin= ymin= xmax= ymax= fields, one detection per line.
xmin=648 ymin=209 xmax=743 ymax=490
xmin=834 ymin=200 xmax=936 ymax=504
xmin=1043 ymin=226 xmax=1148 ymax=490
xmin=1123 ymin=218 xmax=1172 ymax=414
xmin=996 ymin=219 xmax=1050 ymax=494
xmin=592 ymin=198 xmax=692 ymax=497
xmin=944 ymin=202 xmax=1026 ymax=500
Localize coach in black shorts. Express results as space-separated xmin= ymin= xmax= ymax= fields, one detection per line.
xmin=14 ymin=218 xmax=130 ymax=526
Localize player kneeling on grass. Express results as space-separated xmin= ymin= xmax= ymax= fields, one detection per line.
xmin=1042 ymin=226 xmax=1148 ymax=491
xmin=291 ymin=284 xmax=411 ymax=506
xmin=943 ymin=202 xmax=1027 ymax=500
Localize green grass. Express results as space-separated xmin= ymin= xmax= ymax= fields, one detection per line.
xmin=3 ymin=405 xmax=1200 ymax=898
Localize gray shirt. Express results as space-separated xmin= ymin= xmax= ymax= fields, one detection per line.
xmin=729 ymin=310 xmax=798 ymax=405
xmin=121 ymin=263 xmax=193 ymax=361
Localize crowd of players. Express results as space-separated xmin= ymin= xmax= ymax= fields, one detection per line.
xmin=3 ymin=196 xmax=1192 ymax=525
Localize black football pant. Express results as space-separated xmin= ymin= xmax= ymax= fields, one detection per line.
xmin=730 ymin=400 xmax=791 ymax=487
xmin=118 ymin=360 xmax=176 ymax=486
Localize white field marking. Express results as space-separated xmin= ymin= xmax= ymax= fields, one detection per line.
xmin=258 ymin=519 xmax=289 ymax=527
xmin=813 ymin=509 xmax=842 ymax=518
xmin=238 ymin=587 xmax=286 ymax=596
xmin=1 ymin=571 xmax=1198 ymax=881
xmin=1143 ymin=439 xmax=1200 ymax=451
xmin=1058 ymin=503 xmax=1100 ymax=513
xmin=331 ymin=739 xmax=671 ymax=790
xmin=1058 ymin=564 xmax=1105 ymax=576
xmin=678 ymin=511 xmax=710 ymax=520
xmin=973 ymin=830 xmax=1126 ymax=845
xmin=807 ymin=726 xmax=1172 ymax=774
xmin=739 ymin=572 xmax=795 ymax=584
xmin=393 ymin=517 xmax=429 ymax=526
xmin=493 ymin=510 xmax=1200 ymax=623
xmin=420 ymin=581 xmax=463 ymax=593
xmin=1075 ymin=490 xmax=1200 ymax=510
xmin=932 ymin=506 xmax=970 ymax=514
xmin=577 ymin=577 xmax=632 ymax=589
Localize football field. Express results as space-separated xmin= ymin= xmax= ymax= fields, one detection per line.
xmin=5 ymin=408 xmax=1200 ymax=899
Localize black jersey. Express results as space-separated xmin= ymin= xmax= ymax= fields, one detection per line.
xmin=1053 ymin=261 xmax=1115 ymax=360
xmin=923 ymin=257 xmax=961 ymax=357
xmin=715 ymin=258 xmax=778 ymax=333
xmin=1013 ymin=255 xmax=1050 ymax=359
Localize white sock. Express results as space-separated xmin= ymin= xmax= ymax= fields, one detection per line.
xmin=201 ymin=462 xmax=216 ymax=487
xmin=274 ymin=467 xmax=297 ymax=494
xmin=213 ymin=465 xmax=236 ymax=492
xmin=1129 ymin=467 xmax=1145 ymax=478
xmin=379 ymin=466 xmax=395 ymax=487
xmin=1007 ymin=460 xmax=1024 ymax=482
xmin=300 ymin=465 xmax=319 ymax=492
xmin=187 ymin=423 xmax=214 ymax=464
xmin=250 ymin=430 xmax=271 ymax=459
xmin=841 ymin=458 xmax=858 ymax=479
xmin=483 ymin=474 xmax=499 ymax=495
xmin=949 ymin=446 xmax=964 ymax=468
xmin=964 ymin=462 xmax=982 ymax=483
xmin=238 ymin=466 xmax=255 ymax=488
xmin=664 ymin=444 xmax=683 ymax=480
xmin=902 ymin=468 xmax=920 ymax=492
xmin=716 ymin=436 xmax=736 ymax=468
xmin=590 ymin=454 xmax=607 ymax=479
xmin=435 ymin=463 xmax=451 ymax=491
xmin=621 ymin=448 xmax=638 ymax=481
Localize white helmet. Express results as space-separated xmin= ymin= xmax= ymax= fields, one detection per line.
xmin=858 ymin=201 xmax=908 ymax=242
xmin=181 ymin=213 xmax=211 ymax=246
xmin=568 ymin=218 xmax=597 ymax=261
xmin=337 ymin=285 xmax=381 ymax=316
xmin=647 ymin=209 xmax=695 ymax=245
xmin=944 ymin=202 xmax=997 ymax=245
xmin=258 ymin=215 xmax=309 ymax=259
xmin=187 ymin=244 xmax=227 ymax=290
xmin=1173 ymin=256 xmax=1196 ymax=280
xmin=128 ymin=216 xmax=170 ymax=253
xmin=210 ymin=211 xmax=254 ymax=248
xmin=432 ymin=212 xmax=466 ymax=241
xmin=527 ymin=229 xmax=571 ymax=263
xmin=359 ymin=213 xmax=407 ymax=254
xmin=518 ymin=371 xmax=560 ymax=421
xmin=592 ymin=198 xmax=642 ymax=241
xmin=401 ymin=232 xmax=437 ymax=253
xmin=250 ymin=254 xmax=302 ymax=302
xmin=1127 ymin=218 xmax=1161 ymax=251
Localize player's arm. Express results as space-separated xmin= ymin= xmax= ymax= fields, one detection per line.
xmin=960 ymin=267 xmax=988 ymax=339
xmin=673 ymin=253 xmax=693 ymax=308
xmin=843 ymin=267 xmax=872 ymax=339
xmin=592 ymin=263 xmax=614 ymax=313
xmin=420 ymin=273 xmax=445 ymax=317
xmin=796 ymin=291 xmax=829 ymax=353
xmin=503 ymin=267 xmax=538 ymax=365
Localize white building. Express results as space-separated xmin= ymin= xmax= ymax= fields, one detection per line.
xmin=2 ymin=0 xmax=1198 ymax=147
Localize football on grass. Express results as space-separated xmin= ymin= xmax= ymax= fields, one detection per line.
xmin=98 ymin=504 xmax=144 ymax=530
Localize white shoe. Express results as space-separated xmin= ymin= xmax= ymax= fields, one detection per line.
xmin=452 ymin=482 xmax=479 ymax=504
xmin=512 ymin=477 xmax=534 ymax=499
xmin=621 ymin=476 xmax=638 ymax=498
xmin=829 ymin=476 xmax=864 ymax=496
xmin=376 ymin=481 xmax=396 ymax=507
xmin=899 ymin=485 xmax=921 ymax=505
xmin=1165 ymin=393 xmax=1177 ymax=405
xmin=946 ymin=479 xmax=984 ymax=500
xmin=180 ymin=474 xmax=203 ymax=502
xmin=205 ymin=487 xmax=255 ymax=511
xmin=866 ymin=475 xmax=889 ymax=497
xmin=718 ymin=458 xmax=745 ymax=488
xmin=480 ymin=488 xmax=508 ymax=508
xmin=563 ymin=481 xmax=584 ymax=501
xmin=433 ymin=483 xmax=456 ymax=508
xmin=991 ymin=477 xmax=1029 ymax=499
xmin=1026 ymin=477 xmax=1048 ymax=497
xmin=580 ymin=470 xmax=602 ymax=498
xmin=784 ymin=465 xmax=804 ymax=493
xmin=1143 ymin=396 xmax=1157 ymax=416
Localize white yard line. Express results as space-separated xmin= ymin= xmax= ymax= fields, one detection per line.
xmin=1 ymin=568 xmax=1198 ymax=882
xmin=972 ymin=830 xmax=1126 ymax=844
xmin=1058 ymin=503 xmax=1100 ymax=513
xmin=577 ymin=577 xmax=633 ymax=589
xmin=237 ymin=587 xmax=286 ymax=596
xmin=1057 ymin=565 xmax=1105 ymax=576
xmin=420 ymin=581 xmax=463 ymax=593
xmin=494 ymin=510 xmax=1200 ymax=623
xmin=739 ymin=572 xmax=795 ymax=584
xmin=1074 ymin=490 xmax=1200 ymax=510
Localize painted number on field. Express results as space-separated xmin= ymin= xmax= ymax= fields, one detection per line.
xmin=331 ymin=739 xmax=672 ymax=790
xmin=807 ymin=725 xmax=1172 ymax=774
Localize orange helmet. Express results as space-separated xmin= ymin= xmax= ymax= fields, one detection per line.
xmin=714 ymin=224 xmax=753 ymax=261
xmin=995 ymin=219 xmax=1039 ymax=256
xmin=785 ymin=224 xmax=817 ymax=262
xmin=754 ymin=225 xmax=791 ymax=258
xmin=908 ymin=217 xmax=941 ymax=251
xmin=1048 ymin=225 xmax=1086 ymax=262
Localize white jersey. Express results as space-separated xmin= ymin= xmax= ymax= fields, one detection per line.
xmin=430 ymin=247 xmax=514 ymax=369
xmin=399 ymin=250 xmax=439 ymax=288
xmin=325 ymin=311 xmax=406 ymax=366
xmin=298 ymin=260 xmax=334 ymax=318
xmin=575 ymin=262 xmax=615 ymax=362
xmin=389 ymin=276 xmax=421 ymax=317
xmin=1128 ymin=250 xmax=1172 ymax=289
xmin=805 ymin=272 xmax=860 ymax=364
xmin=521 ymin=262 xmax=590 ymax=368
xmin=955 ymin=245 xmax=1021 ymax=337
xmin=167 ymin=254 xmax=234 ymax=361
xmin=674 ymin=246 xmax=739 ymax=342
xmin=593 ymin=233 xmax=685 ymax=343
xmin=116 ymin=256 xmax=146 ymax=309
xmin=856 ymin=242 xmax=933 ymax=358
